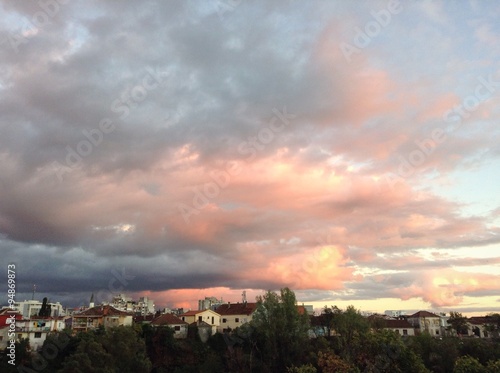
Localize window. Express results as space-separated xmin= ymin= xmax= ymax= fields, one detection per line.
xmin=211 ymin=317 xmax=214 ymax=324
xmin=182 ymin=317 xmax=185 ymax=321
xmin=34 ymin=332 xmax=42 ymax=339
xmin=222 ymin=318 xmax=227 ymax=323
xmin=0 ymin=336 xmax=3 ymax=341
xmin=403 ymin=330 xmax=408 ymax=336
xmin=395 ymin=329 xmax=400 ymax=334
xmin=436 ymin=330 xmax=439 ymax=335
xmin=174 ymin=326 xmax=180 ymax=331
xmin=198 ymin=316 xmax=202 ymax=322
xmin=235 ymin=318 xmax=239 ymax=323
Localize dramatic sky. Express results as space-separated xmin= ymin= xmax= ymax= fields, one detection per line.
xmin=1 ymin=0 xmax=499 ymax=315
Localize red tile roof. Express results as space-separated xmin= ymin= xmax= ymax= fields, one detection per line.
xmin=151 ymin=313 xmax=187 ymax=326
xmin=468 ymin=317 xmax=489 ymax=325
xmin=180 ymin=310 xmax=202 ymax=316
xmin=409 ymin=311 xmax=439 ymax=318
xmin=215 ymin=302 xmax=258 ymax=316
xmin=74 ymin=305 xmax=132 ymax=317
xmin=385 ymin=319 xmax=413 ymax=328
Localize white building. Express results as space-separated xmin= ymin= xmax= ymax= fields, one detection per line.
xmin=216 ymin=302 xmax=257 ymax=333
xmin=408 ymin=311 xmax=442 ymax=337
xmin=179 ymin=309 xmax=221 ymax=335
xmin=15 ymin=316 xmax=66 ymax=350
xmin=13 ymin=300 xmax=65 ymax=318
xmin=136 ymin=297 xmax=155 ymax=315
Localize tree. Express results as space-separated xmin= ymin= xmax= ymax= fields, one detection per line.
xmin=317 ymin=350 xmax=359 ymax=373
xmin=332 ymin=305 xmax=369 ymax=362
xmin=317 ymin=306 xmax=336 ymax=337
xmin=484 ymin=313 xmax=500 ymax=338
xmin=454 ymin=355 xmax=486 ymax=373
xmin=448 ymin=312 xmax=469 ymax=336
xmin=360 ymin=330 xmax=429 ymax=373
xmin=59 ymin=327 xmax=151 ymax=373
xmin=39 ymin=297 xmax=51 ymax=317
xmin=251 ymin=287 xmax=310 ymax=371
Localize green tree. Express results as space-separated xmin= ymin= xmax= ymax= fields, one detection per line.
xmin=0 ymin=338 xmax=31 ymax=373
xmin=485 ymin=360 xmax=500 ymax=373
xmin=59 ymin=334 xmax=114 ymax=373
xmin=251 ymin=287 xmax=310 ymax=371
xmin=448 ymin=312 xmax=469 ymax=336
xmin=454 ymin=355 xmax=486 ymax=373
xmin=332 ymin=305 xmax=369 ymax=362
xmin=317 ymin=306 xmax=336 ymax=337
xmin=59 ymin=327 xmax=151 ymax=373
xmin=360 ymin=330 xmax=429 ymax=373
xmin=39 ymin=297 xmax=51 ymax=317
xmin=484 ymin=313 xmax=500 ymax=338
xmin=287 ymin=363 xmax=318 ymax=373
xmin=101 ymin=326 xmax=152 ymax=373
xmin=317 ymin=350 xmax=359 ymax=373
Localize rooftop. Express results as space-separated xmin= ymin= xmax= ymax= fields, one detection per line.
xmin=215 ymin=302 xmax=258 ymax=316
xmin=151 ymin=313 xmax=187 ymax=326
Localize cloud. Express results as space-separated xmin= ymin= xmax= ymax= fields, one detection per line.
xmin=0 ymin=0 xmax=499 ymax=311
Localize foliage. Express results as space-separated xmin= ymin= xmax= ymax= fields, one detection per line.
xmin=485 ymin=359 xmax=500 ymax=373
xmin=251 ymin=287 xmax=311 ymax=372
xmin=454 ymin=355 xmax=486 ymax=373
xmin=360 ymin=330 xmax=429 ymax=373
xmin=38 ymin=297 xmax=51 ymax=317
xmin=330 ymin=305 xmax=369 ymax=362
xmin=287 ymin=363 xmax=318 ymax=373
xmin=0 ymin=338 xmax=31 ymax=372
xmin=448 ymin=312 xmax=469 ymax=336
xmin=317 ymin=349 xmax=359 ymax=373
xmin=59 ymin=327 xmax=151 ymax=373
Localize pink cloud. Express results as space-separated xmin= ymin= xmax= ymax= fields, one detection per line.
xmin=392 ymin=269 xmax=500 ymax=307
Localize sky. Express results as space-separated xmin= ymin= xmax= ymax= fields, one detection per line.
xmin=0 ymin=0 xmax=499 ymax=316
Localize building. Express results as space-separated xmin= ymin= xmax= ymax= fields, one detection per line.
xmin=215 ymin=302 xmax=258 ymax=333
xmin=467 ymin=317 xmax=491 ymax=338
xmin=0 ymin=308 xmax=24 ymax=351
xmin=408 ymin=311 xmax=441 ymax=336
xmin=179 ymin=309 xmax=221 ymax=335
xmin=72 ymin=305 xmax=133 ymax=332
xmin=151 ymin=313 xmax=188 ymax=338
xmin=106 ymin=294 xmax=155 ymax=315
xmin=384 ymin=319 xmax=415 ymax=336
xmin=108 ymin=294 xmax=134 ymax=312
xmin=15 ymin=316 xmax=66 ymax=350
xmin=198 ymin=296 xmax=224 ymax=311
xmin=13 ymin=300 xmax=65 ymax=318
xmin=136 ymin=296 xmax=155 ymax=315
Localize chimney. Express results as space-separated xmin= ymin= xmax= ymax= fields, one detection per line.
xmin=227 ymin=302 xmax=230 ymax=309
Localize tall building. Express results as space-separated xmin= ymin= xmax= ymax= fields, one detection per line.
xmin=198 ymin=296 xmax=224 ymax=311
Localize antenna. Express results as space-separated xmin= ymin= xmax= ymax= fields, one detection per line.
xmin=242 ymin=290 xmax=247 ymax=304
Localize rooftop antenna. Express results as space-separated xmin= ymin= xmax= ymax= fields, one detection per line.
xmin=32 ymin=284 xmax=36 ymax=300
xmin=242 ymin=290 xmax=247 ymax=304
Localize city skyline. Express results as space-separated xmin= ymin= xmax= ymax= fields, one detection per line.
xmin=0 ymin=0 xmax=499 ymax=316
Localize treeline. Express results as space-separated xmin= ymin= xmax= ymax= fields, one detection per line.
xmin=2 ymin=288 xmax=500 ymax=372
